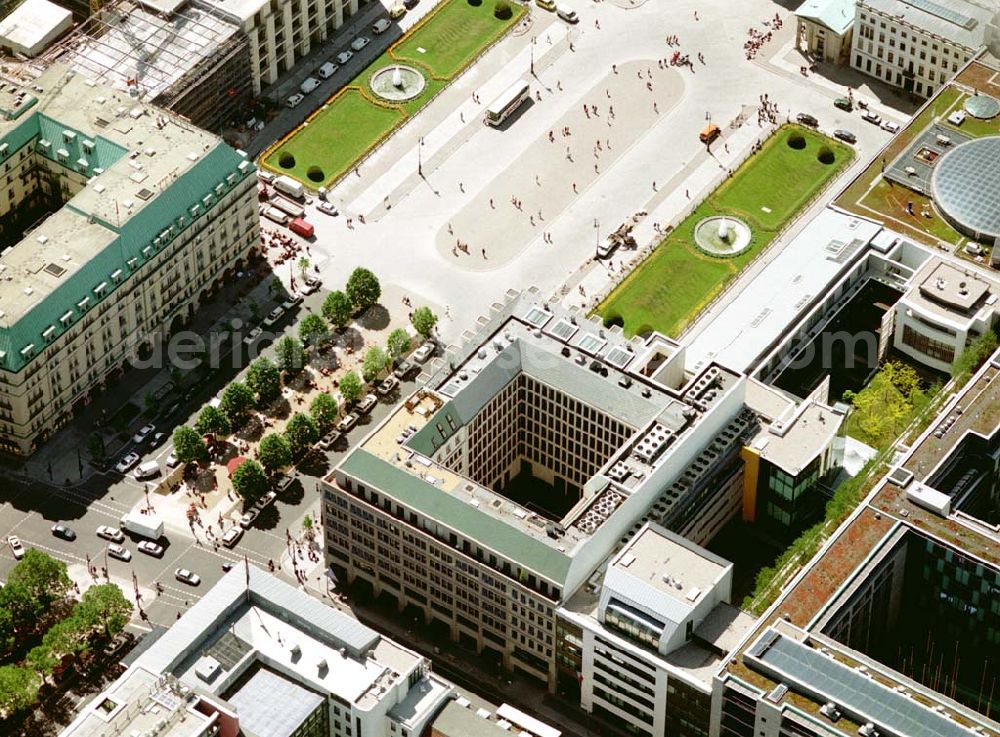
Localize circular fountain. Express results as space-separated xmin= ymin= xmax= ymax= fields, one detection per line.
xmin=369 ymin=64 xmax=426 ymax=102
xmin=694 ymin=215 xmax=752 ymax=256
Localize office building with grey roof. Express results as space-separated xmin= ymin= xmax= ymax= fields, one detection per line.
xmin=0 ymin=64 xmax=258 ymax=455
xmin=322 ymin=288 xmax=812 ymax=691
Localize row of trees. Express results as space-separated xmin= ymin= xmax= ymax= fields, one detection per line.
xmin=0 ymin=551 xmax=132 ymax=717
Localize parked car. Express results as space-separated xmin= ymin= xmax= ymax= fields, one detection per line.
xmin=108 ymin=543 xmax=132 ymax=562
xmin=351 ymin=36 xmax=369 ymax=51
xmin=166 ymin=452 xmax=181 ymax=469
xmin=175 ymin=568 xmax=201 ymax=586
xmin=132 ymin=424 xmax=156 ymax=445
xmin=138 ymin=540 xmax=165 ymax=557
xmin=115 ymin=452 xmax=141 ymax=474
xmin=372 ymin=18 xmax=391 ymax=34
xmin=403 ymin=0 xmax=419 ymax=8
xmin=861 ymin=110 xmax=882 ymax=125
xmin=263 ymin=306 xmax=285 ymax=327
xmin=147 ymin=432 xmax=168 ymax=448
xmin=393 ymin=359 xmax=417 ymax=379
xmin=239 ymin=509 xmax=260 ymax=529
xmin=134 ymin=460 xmax=160 ymax=481
xmin=282 ymin=294 xmax=304 ymax=310
xmin=51 ymin=524 xmax=77 ymax=541
xmin=317 ymin=430 xmax=342 ymax=450
xmin=412 ymin=340 xmax=436 ymax=364
xmin=287 ymin=93 xmax=305 ymax=108
xmin=222 ymin=528 xmax=243 ymax=548
xmin=389 ymin=2 xmax=406 ymax=17
xmin=253 ymin=490 xmax=277 ymax=511
xmin=300 ymin=277 xmax=321 ymax=295
xmin=336 ymin=50 xmax=353 ymax=65
xmin=97 ymin=525 xmax=125 ymax=543
xmin=7 ymin=535 xmax=25 ymax=560
xmin=243 ymin=326 xmax=263 ymax=347
xmin=833 ymin=129 xmax=857 ymax=144
xmin=834 ymin=97 xmax=853 ymax=111
xmin=317 ymin=201 xmax=339 ymax=216
xmin=317 ymin=61 xmax=338 ymax=79
xmin=337 ymin=413 xmax=360 ymax=433
xmin=272 ymin=474 xmax=295 ymax=494
xmin=881 ymin=120 xmax=901 ymax=133
xmin=377 ymin=375 xmax=399 ymax=397
xmin=358 ymin=393 xmax=378 ymax=415
xmin=795 ymin=113 xmax=818 ymax=127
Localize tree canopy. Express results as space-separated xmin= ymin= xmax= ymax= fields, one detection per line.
xmin=410 ymin=306 xmax=438 ymax=339
xmin=386 ymin=328 xmax=411 ymax=359
xmin=258 ymin=433 xmax=292 ymax=473
xmin=362 ymin=346 xmax=390 ymax=383
xmin=310 ymin=392 xmax=340 ymax=432
xmin=246 ymin=357 xmax=281 ymax=405
xmin=299 ymin=313 xmax=329 ymax=347
xmin=232 ymin=459 xmax=269 ymax=502
xmin=195 ymin=405 xmax=231 ymax=437
xmin=322 ymin=290 xmax=353 ymax=330
xmin=284 ymin=413 xmax=319 ymax=458
xmin=220 ymin=382 xmax=255 ymax=427
xmin=346 ymin=268 xmax=381 ymax=311
xmin=339 ymin=371 xmax=363 ymax=404
xmin=275 ymin=335 xmax=307 ymax=374
xmin=172 ymin=426 xmax=206 ymax=464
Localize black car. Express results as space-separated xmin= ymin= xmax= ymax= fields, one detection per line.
xmin=833 ymin=129 xmax=857 ymax=144
xmin=795 ymin=113 xmax=818 ymax=128
xmin=51 ymin=524 xmax=77 ymax=541
xmin=403 ymin=0 xmax=419 ymax=8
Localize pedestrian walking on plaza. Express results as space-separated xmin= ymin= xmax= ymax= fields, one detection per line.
xmin=595 ymin=19 xmax=600 ymax=28
xmin=653 ymin=101 xmax=658 ymax=113
xmin=490 ymin=197 xmax=495 ymax=208
xmin=584 ymin=105 xmax=590 ymax=119
xmin=572 ymin=182 xmax=578 ymax=193
xmin=482 ymin=248 xmax=487 ymax=259
xmin=652 ymin=180 xmax=657 ymax=191
xmin=612 ymin=63 xmax=618 ymax=74
xmin=459 ymin=182 xmax=464 ymax=193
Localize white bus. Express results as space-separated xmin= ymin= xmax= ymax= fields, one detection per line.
xmin=484 ymin=81 xmax=530 ymax=127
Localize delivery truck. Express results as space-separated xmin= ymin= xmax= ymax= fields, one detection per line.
xmin=289 ymin=217 xmax=315 ymax=238
xmin=263 ymin=206 xmax=289 ymax=225
xmin=273 ymin=175 xmax=305 ymax=200
xmin=120 ymin=511 xmax=164 ymax=540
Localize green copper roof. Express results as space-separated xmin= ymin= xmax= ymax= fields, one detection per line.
xmin=0 ymin=125 xmax=253 ymax=372
xmin=339 ymin=448 xmax=571 ymax=584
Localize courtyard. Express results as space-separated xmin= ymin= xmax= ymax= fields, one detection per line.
xmin=262 ymin=0 xmax=525 ymax=188
xmin=597 ymin=125 xmax=854 ymax=337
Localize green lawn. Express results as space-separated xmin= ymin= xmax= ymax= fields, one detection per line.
xmin=597 ymin=126 xmax=853 ymax=337
xmin=394 ymin=0 xmax=516 ymax=79
xmin=262 ymin=0 xmax=524 ymax=188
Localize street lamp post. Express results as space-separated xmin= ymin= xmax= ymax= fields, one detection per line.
xmin=418 ymin=137 xmax=424 ymax=177
xmin=530 ymin=36 xmax=535 ymax=75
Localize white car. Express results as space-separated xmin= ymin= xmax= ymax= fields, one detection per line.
xmin=165 ymin=452 xmax=181 ymax=468
xmin=358 ymin=393 xmax=378 ymax=415
xmin=132 ymin=424 xmax=156 ymax=445
xmin=263 ymin=306 xmax=285 ymax=327
xmin=412 ymin=340 xmax=436 ymax=364
xmin=7 ymin=535 xmax=25 ymax=560
xmin=881 ymin=120 xmax=901 ymax=133
xmin=287 ymin=93 xmax=305 ymax=108
xmin=300 ymin=278 xmax=321 ymax=295
xmin=115 ymin=452 xmax=141 ymax=474
xmin=336 ymin=50 xmax=353 ymax=65
xmin=97 ymin=525 xmax=125 ymax=543
xmin=243 ymin=326 xmax=263 ymax=347
xmin=137 ymin=540 xmax=165 ymax=557
xmin=107 ymin=543 xmax=131 ymax=562
xmin=175 ymin=568 xmax=201 ymax=586
xmin=222 ymin=527 xmax=243 ymax=548
xmin=317 ymin=201 xmax=339 ymax=216
xmin=350 ymin=36 xmax=369 ymax=51
xmin=372 ymin=18 xmax=391 ymax=34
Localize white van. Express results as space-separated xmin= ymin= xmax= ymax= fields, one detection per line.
xmin=299 ymin=77 xmax=320 ymax=95
xmin=134 ymin=461 xmax=160 ymax=480
xmin=287 ymin=93 xmax=304 ymax=108
xmin=556 ymin=4 xmax=577 ymax=22
xmin=317 ymin=61 xmax=338 ymax=79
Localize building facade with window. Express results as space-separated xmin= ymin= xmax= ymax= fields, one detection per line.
xmin=794 ymin=0 xmax=856 ymax=64
xmin=0 ymin=65 xmax=259 ymax=455
xmin=849 ymin=0 xmax=997 ymax=98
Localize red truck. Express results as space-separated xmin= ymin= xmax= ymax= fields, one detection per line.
xmin=288 ymin=217 xmax=315 ymax=239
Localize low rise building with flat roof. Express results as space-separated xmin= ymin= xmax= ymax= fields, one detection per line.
xmin=0 ymin=0 xmax=73 ymax=57
xmin=62 ymin=567 xmax=453 ymax=737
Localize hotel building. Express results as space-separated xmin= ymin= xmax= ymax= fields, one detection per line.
xmin=0 ymin=64 xmax=259 ymax=455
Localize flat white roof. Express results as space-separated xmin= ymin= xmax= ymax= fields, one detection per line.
xmin=0 ymin=0 xmax=72 ymax=56
xmin=685 ymin=209 xmax=884 ymax=374
xmin=495 ymin=704 xmax=562 ymax=737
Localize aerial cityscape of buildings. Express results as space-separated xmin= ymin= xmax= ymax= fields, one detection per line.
xmin=0 ymin=0 xmax=999 ymax=735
